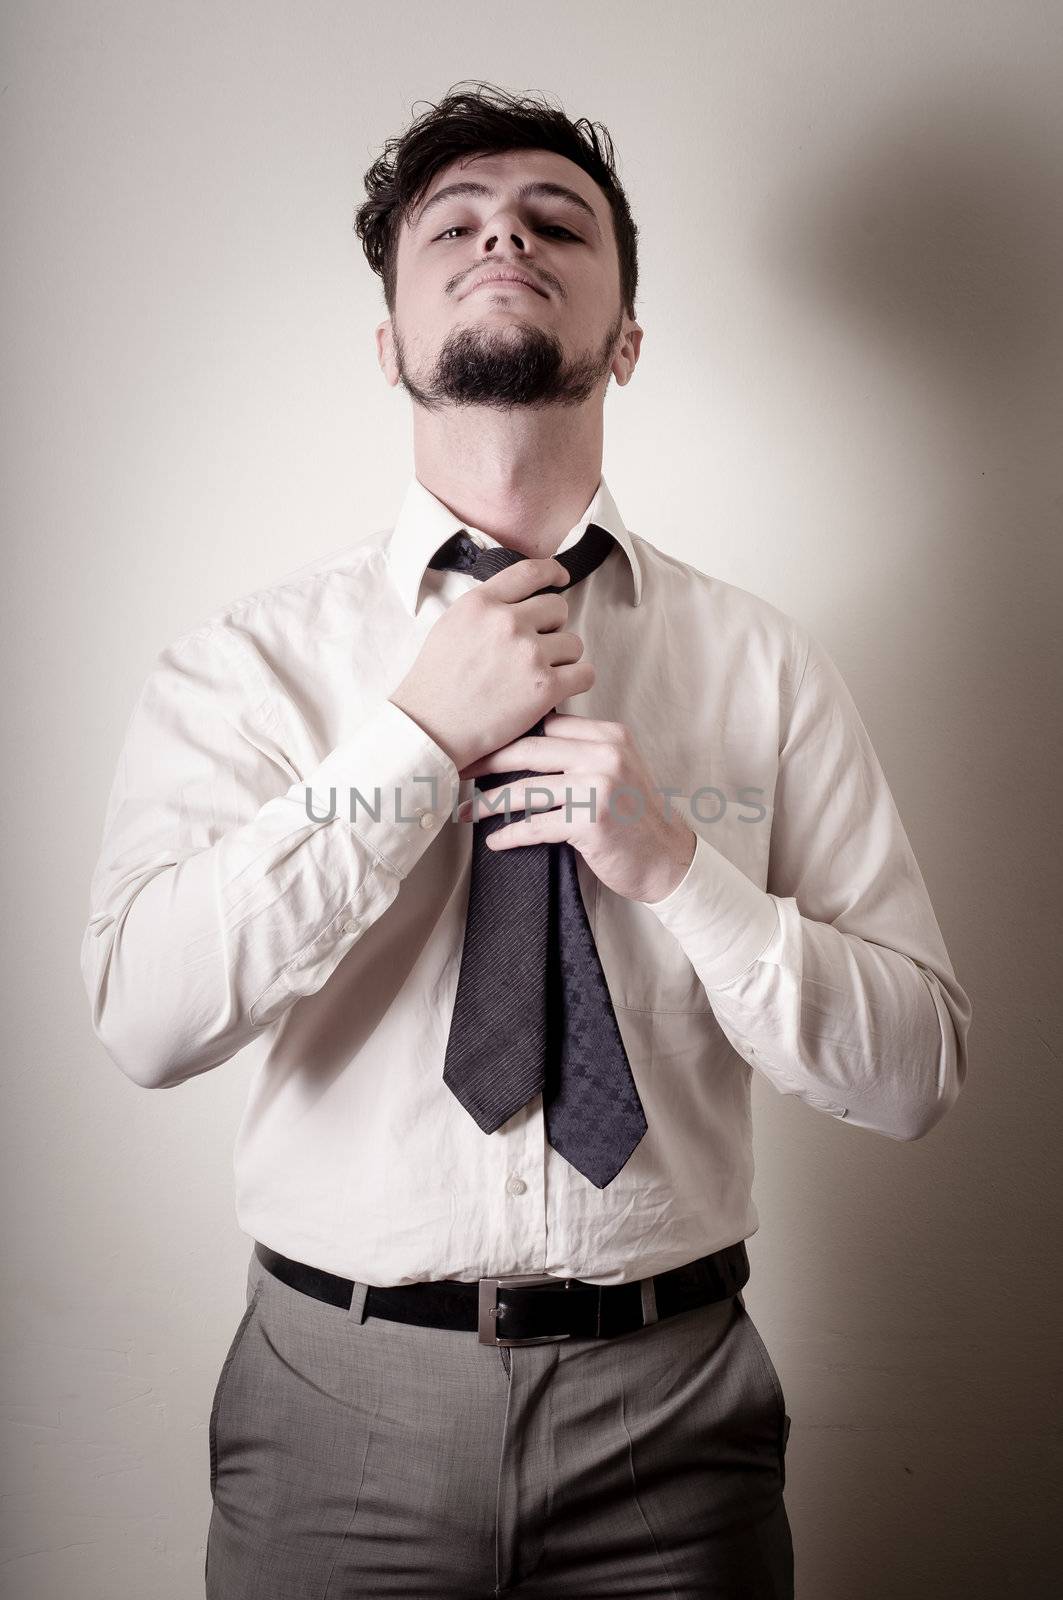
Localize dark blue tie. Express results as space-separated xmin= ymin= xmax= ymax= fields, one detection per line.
xmin=427 ymin=523 xmax=648 ymax=1188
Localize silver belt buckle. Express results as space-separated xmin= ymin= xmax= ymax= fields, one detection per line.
xmin=478 ymin=1272 xmax=575 ymax=1346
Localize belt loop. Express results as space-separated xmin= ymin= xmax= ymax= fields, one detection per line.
xmin=348 ymin=1282 xmax=369 ymax=1324
xmin=640 ymin=1277 xmax=659 ymax=1326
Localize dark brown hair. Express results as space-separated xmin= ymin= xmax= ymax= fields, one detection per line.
xmin=354 ymin=82 xmax=639 ymax=318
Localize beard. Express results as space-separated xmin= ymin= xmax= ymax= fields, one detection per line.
xmin=394 ymin=308 xmax=624 ymax=412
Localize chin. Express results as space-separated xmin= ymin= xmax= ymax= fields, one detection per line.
xmin=454 ymin=312 xmax=539 ymax=337
xmin=465 ymin=302 xmax=539 ymax=318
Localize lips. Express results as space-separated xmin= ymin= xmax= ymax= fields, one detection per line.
xmin=464 ymin=272 xmax=547 ymax=299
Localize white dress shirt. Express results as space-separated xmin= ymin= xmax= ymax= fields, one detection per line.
xmin=81 ymin=475 xmax=970 ymax=1286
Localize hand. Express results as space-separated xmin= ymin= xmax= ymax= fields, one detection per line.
xmin=455 ymin=713 xmax=697 ymax=904
xmin=388 ymin=556 xmax=594 ymax=774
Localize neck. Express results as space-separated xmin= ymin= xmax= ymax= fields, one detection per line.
xmin=412 ymin=398 xmax=604 ymax=555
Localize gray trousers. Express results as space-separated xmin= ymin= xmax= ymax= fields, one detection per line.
xmin=205 ymin=1244 xmax=793 ymax=1598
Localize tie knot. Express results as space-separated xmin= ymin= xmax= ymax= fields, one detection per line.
xmin=427 ymin=523 xmax=616 ymax=590
xmin=427 ymin=531 xmax=482 ymax=574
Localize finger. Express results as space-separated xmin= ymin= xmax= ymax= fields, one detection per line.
xmin=458 ymin=776 xmax=571 ymax=819
xmin=545 ymin=655 xmax=596 ymax=704
xmin=486 ymin=809 xmax=575 ymax=850
xmin=540 ymin=712 xmax=619 ymax=739
xmin=478 ymin=555 xmax=570 ymax=603
xmin=541 ymin=630 xmax=586 ymax=666
xmin=511 ymin=592 xmax=571 ymax=634
xmin=464 ymin=739 xmax=550 ymax=775
xmin=464 ymin=735 xmax=608 ymax=775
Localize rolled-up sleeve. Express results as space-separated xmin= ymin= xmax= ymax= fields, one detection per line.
xmin=644 ymin=631 xmax=971 ymax=1141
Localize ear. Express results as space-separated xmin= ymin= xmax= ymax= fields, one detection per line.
xmin=376 ymin=318 xmax=400 ymax=387
xmin=611 ymin=319 xmax=644 ymax=388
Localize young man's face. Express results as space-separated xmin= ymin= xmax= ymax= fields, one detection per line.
xmin=377 ymin=147 xmax=642 ymax=408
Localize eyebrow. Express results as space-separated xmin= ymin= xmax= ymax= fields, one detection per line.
xmin=414 ymin=180 xmax=602 ymax=237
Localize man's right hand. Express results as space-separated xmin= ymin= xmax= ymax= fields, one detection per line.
xmin=388 ymin=556 xmax=595 ymax=774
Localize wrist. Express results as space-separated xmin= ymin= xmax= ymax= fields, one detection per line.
xmin=387 ymin=692 xmax=468 ymax=774
xmin=639 ymin=826 xmax=697 ymax=905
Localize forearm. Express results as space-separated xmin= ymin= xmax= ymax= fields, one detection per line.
xmin=82 ymin=696 xmax=460 ymax=1089
xmin=645 ymin=833 xmax=970 ymax=1141
xmin=706 ymin=896 xmax=968 ymax=1139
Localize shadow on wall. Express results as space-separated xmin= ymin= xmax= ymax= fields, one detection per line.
xmin=754 ymin=83 xmax=1063 ymax=1597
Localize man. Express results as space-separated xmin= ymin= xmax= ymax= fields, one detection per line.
xmin=82 ymin=83 xmax=970 ymax=1599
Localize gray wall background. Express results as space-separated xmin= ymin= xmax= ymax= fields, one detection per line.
xmin=2 ymin=1 xmax=1061 ymax=1595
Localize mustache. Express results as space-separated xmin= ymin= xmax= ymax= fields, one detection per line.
xmin=446 ymin=262 xmax=566 ymax=301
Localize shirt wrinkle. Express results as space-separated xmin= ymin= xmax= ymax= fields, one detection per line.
xmin=80 ymin=473 xmax=970 ymax=1283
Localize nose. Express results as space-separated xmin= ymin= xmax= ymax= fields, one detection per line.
xmin=479 ymin=209 xmax=529 ymax=254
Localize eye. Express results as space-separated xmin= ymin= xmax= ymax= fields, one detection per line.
xmin=433 ymin=223 xmax=580 ymax=241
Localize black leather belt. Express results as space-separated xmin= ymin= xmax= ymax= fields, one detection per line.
xmin=253 ymin=1238 xmax=750 ymax=1346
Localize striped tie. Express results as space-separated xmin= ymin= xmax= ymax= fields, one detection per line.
xmin=427 ymin=524 xmax=648 ymax=1188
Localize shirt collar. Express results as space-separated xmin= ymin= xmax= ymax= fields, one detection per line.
xmin=387 ymin=474 xmax=643 ymax=616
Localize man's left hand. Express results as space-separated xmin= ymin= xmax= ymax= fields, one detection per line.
xmin=455 ymin=712 xmax=696 ymax=905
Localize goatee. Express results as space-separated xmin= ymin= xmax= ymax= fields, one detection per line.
xmin=396 ymin=311 xmax=623 ymax=411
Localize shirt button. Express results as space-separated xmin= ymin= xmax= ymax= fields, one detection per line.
xmin=418 ymin=812 xmax=437 ymax=830
xmin=506 ymin=1175 xmax=527 ymax=1196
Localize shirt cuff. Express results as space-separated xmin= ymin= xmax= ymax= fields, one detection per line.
xmin=301 ymin=697 xmax=461 ymax=879
xmin=641 ymin=830 xmax=781 ymax=989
